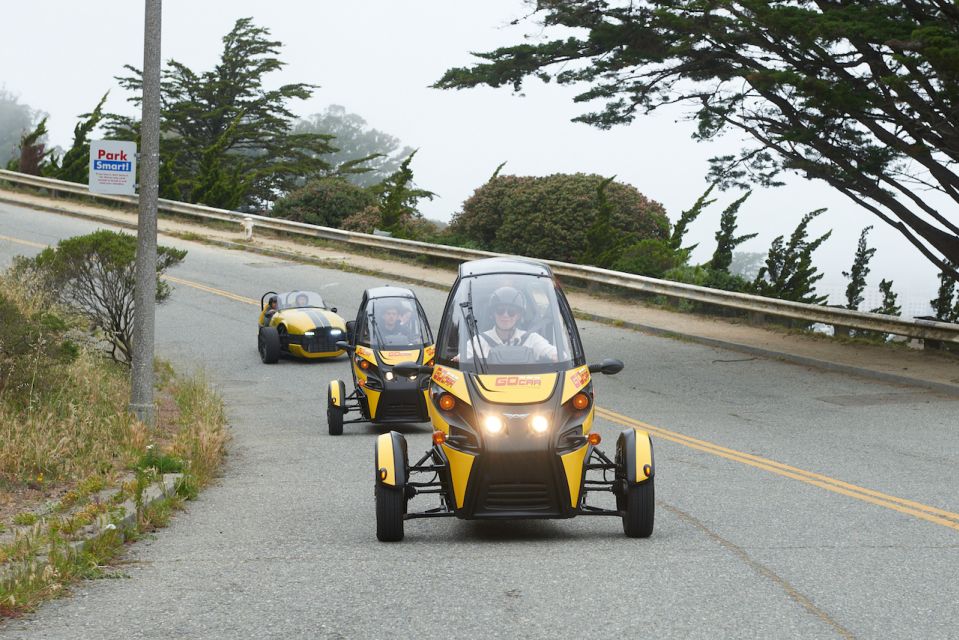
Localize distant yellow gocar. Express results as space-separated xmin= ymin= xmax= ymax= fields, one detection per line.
xmin=257 ymin=290 xmax=347 ymax=363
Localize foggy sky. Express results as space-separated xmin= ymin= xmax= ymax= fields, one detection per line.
xmin=0 ymin=1 xmax=943 ymax=313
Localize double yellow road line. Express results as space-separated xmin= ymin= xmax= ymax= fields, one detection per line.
xmin=598 ymin=406 xmax=959 ymax=532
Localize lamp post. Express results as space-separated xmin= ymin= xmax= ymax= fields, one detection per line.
xmin=129 ymin=0 xmax=162 ymax=426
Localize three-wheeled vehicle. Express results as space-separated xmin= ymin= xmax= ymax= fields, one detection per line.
xmin=257 ymin=290 xmax=347 ymax=363
xmin=373 ymin=258 xmax=654 ymax=541
xmin=327 ymin=287 xmax=435 ymax=436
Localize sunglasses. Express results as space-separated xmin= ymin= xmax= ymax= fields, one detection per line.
xmin=494 ymin=306 xmax=521 ymax=317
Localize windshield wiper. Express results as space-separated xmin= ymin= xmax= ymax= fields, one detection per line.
xmin=459 ymin=281 xmax=486 ymax=374
xmin=369 ymin=312 xmax=388 ymax=349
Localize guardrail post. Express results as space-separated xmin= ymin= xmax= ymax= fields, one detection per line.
xmin=242 ymin=216 xmax=254 ymax=241
xmin=833 ymin=324 xmax=851 ymax=338
xmin=748 ymin=311 xmax=766 ymax=325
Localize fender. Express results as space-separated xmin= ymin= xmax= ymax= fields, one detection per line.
xmin=375 ymin=431 xmax=408 ymax=487
xmin=617 ymin=428 xmax=654 ymax=485
xmin=329 ymin=380 xmax=343 ymax=407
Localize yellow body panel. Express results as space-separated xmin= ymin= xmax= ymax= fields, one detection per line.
xmin=633 ymin=429 xmax=653 ymax=482
xmin=356 ymin=345 xmax=377 ymax=365
xmin=474 ymin=374 xmax=558 ymax=405
xmin=289 ymin=345 xmax=343 ymax=359
xmin=365 ymin=387 xmax=382 ymax=419
xmin=376 ymin=433 xmax=396 ymax=486
xmin=329 ymin=381 xmax=342 ymax=407
xmin=423 ymin=345 xmax=436 ymax=364
xmin=560 ymin=444 xmax=590 ymax=508
xmin=441 ymin=444 xmax=476 ymax=508
xmin=582 ymin=408 xmax=595 ymax=434
xmin=378 ymin=349 xmax=421 ymax=366
xmin=561 ymin=366 xmax=591 ymax=404
xmin=431 ymin=366 xmax=471 ymax=405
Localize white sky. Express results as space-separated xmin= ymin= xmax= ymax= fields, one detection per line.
xmin=0 ymin=1 xmax=944 ymax=313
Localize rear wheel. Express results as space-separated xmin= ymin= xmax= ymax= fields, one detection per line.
xmin=258 ymin=326 xmax=280 ymax=364
xmin=327 ymin=381 xmax=345 ymax=436
xmin=622 ymin=479 xmax=655 ymax=538
xmin=375 ymin=484 xmax=405 ymax=542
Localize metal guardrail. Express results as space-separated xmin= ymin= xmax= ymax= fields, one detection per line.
xmin=2 ymin=169 xmax=958 ymax=344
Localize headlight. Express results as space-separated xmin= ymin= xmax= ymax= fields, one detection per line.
xmin=330 ymin=329 xmax=342 ymax=336
xmin=530 ymin=415 xmax=549 ymax=434
xmin=385 ymin=371 xmax=395 ymax=381
xmin=483 ymin=415 xmax=504 ymax=435
xmin=304 ymin=330 xmax=315 ymax=336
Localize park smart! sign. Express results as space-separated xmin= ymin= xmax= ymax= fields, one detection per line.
xmin=89 ymin=140 xmax=137 ymax=195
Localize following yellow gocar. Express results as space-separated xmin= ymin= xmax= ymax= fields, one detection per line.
xmin=257 ymin=290 xmax=347 ymax=363
xmin=376 ymin=258 xmax=655 ymax=541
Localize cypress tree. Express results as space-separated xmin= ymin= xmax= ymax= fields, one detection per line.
xmin=842 ymin=226 xmax=876 ymax=311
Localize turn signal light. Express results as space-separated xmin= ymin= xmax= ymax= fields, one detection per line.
xmin=359 ymin=359 xmax=370 ymax=370
xmin=378 ymin=467 xmax=388 ymax=481
xmin=438 ymin=393 xmax=456 ymax=411
xmin=432 ymin=431 xmax=447 ymax=445
xmin=643 ymin=464 xmax=652 ymax=478
xmin=572 ymin=393 xmax=590 ymax=410
xmin=587 ymin=432 xmax=602 ymax=446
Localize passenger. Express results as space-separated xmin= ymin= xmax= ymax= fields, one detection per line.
xmin=295 ymin=292 xmax=309 ymax=307
xmin=263 ymin=296 xmax=278 ymax=325
xmin=462 ymin=286 xmax=557 ymax=362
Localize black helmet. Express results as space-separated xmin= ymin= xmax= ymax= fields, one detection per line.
xmin=268 ymin=296 xmax=278 ymax=305
xmin=489 ymin=286 xmax=526 ymax=313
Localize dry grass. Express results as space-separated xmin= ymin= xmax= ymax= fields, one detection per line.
xmin=0 ymin=273 xmax=229 ymax=618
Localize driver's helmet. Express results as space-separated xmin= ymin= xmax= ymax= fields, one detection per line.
xmin=267 ymin=295 xmax=278 ymax=308
xmin=489 ymin=286 xmax=526 ymax=320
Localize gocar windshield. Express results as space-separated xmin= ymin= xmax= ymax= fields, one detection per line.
xmin=367 ymin=297 xmax=433 ymax=349
xmin=278 ymin=291 xmax=327 ymax=310
xmin=436 ymin=273 xmax=581 ymax=374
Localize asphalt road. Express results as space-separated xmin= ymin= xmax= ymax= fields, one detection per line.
xmin=2 ymin=203 xmax=958 ymax=639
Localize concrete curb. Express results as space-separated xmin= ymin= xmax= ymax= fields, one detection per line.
xmin=4 ymin=190 xmax=957 ymax=397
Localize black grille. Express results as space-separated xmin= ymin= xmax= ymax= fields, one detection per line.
xmin=482 ymin=483 xmax=551 ymax=512
xmin=298 ymin=328 xmax=340 ymax=353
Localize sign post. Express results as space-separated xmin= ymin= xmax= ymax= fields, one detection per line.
xmin=129 ymin=0 xmax=162 ymax=426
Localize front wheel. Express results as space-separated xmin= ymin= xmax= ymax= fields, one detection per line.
xmin=375 ymin=484 xmax=405 ymax=542
xmin=258 ymin=326 xmax=281 ymax=364
xmin=327 ymin=380 xmax=345 ymax=436
xmin=622 ymin=479 xmax=654 ymax=538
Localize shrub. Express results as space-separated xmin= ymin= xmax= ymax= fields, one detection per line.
xmin=270 ymin=177 xmax=377 ymax=228
xmin=612 ymin=238 xmax=683 ymax=278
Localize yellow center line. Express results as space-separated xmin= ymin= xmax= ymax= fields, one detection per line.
xmin=0 ymin=233 xmax=47 ymax=249
xmin=597 ymin=406 xmax=959 ymax=532
xmin=161 ymin=274 xmax=258 ymax=306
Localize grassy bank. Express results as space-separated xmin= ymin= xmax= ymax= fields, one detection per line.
xmin=0 ymin=274 xmax=228 ymax=618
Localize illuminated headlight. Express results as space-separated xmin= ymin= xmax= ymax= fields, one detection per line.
xmin=329 ymin=329 xmax=342 ymax=336
xmin=530 ymin=415 xmax=549 ymax=434
xmin=385 ymin=371 xmax=395 ymax=381
xmin=304 ymin=331 xmax=314 ymax=336
xmin=483 ymin=415 xmax=504 ymax=435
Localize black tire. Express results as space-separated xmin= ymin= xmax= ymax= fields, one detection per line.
xmin=327 ymin=381 xmax=345 ymax=436
xmin=375 ymin=483 xmax=405 ymax=542
xmin=258 ymin=326 xmax=281 ymax=364
xmin=622 ymin=479 xmax=655 ymax=538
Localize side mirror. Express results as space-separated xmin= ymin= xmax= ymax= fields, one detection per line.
xmin=393 ymin=361 xmax=434 ymax=377
xmin=335 ymin=340 xmax=355 ymax=353
xmin=345 ymin=320 xmax=356 ymax=342
xmin=330 ymin=307 xmax=338 ymax=314
xmin=588 ymin=358 xmax=624 ymax=375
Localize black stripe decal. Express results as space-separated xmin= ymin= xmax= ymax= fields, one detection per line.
xmin=304 ymin=309 xmax=330 ymax=328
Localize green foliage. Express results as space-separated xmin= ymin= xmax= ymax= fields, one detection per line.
xmin=293 ymin=105 xmax=412 ymax=188
xmin=663 ymin=265 xmax=751 ymax=293
xmin=710 ymin=192 xmax=756 ymax=273
xmin=135 ymin=447 xmax=185 ymax=474
xmin=48 ymin=94 xmax=109 ymax=184
xmin=9 ymin=116 xmax=52 ymax=174
xmin=271 ymin=176 xmax=377 ymax=228
xmin=669 ymin=183 xmax=715 ymax=255
xmin=27 ymin=230 xmax=186 ymax=364
xmin=0 ymin=89 xmax=38 ymax=166
xmin=871 ymin=279 xmax=901 ymax=317
xmin=612 ymin=238 xmax=683 ymax=279
xmin=435 ymin=1 xmax=959 ymax=278
xmin=0 ymin=291 xmax=78 ymax=406
xmin=371 ymin=150 xmax=434 ymax=236
xmin=583 ymin=175 xmax=625 ymax=268
xmin=108 ymin=18 xmax=335 ymax=210
xmin=452 ymin=173 xmax=668 ymax=263
xmin=930 ymin=265 xmax=958 ymax=323
xmin=842 ymin=226 xmax=876 ymax=311
xmin=753 ymin=209 xmax=831 ymax=304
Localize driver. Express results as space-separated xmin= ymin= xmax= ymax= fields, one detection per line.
xmin=378 ymin=300 xmax=407 ymax=335
xmin=462 ymin=286 xmax=557 ymax=362
xmin=262 ymin=296 xmax=278 ymax=325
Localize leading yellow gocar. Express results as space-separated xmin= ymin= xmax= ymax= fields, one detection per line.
xmin=375 ymin=258 xmax=655 ymax=541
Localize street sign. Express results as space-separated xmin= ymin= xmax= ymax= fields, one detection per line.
xmin=89 ymin=140 xmax=137 ymax=195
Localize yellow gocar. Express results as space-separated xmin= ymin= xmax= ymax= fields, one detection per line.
xmin=257 ymin=290 xmax=347 ymax=363
xmin=375 ymin=258 xmax=654 ymax=542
